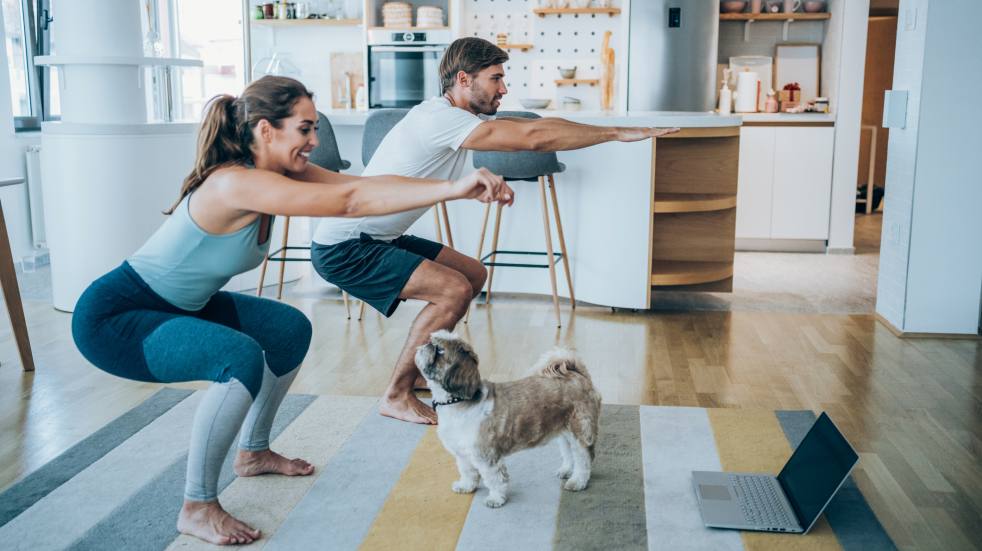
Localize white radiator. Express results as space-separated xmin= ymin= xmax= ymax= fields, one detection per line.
xmin=24 ymin=145 xmax=46 ymax=248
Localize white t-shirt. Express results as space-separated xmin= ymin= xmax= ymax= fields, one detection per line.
xmin=313 ymin=97 xmax=486 ymax=245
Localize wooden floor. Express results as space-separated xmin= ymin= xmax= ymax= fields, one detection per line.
xmin=1 ymin=214 xmax=979 ymax=550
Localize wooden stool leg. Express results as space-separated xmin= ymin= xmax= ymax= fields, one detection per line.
xmin=538 ymin=177 xmax=561 ymax=328
xmin=548 ymin=174 xmax=575 ymax=308
xmin=358 ymin=300 xmax=365 ymax=321
xmin=0 ymin=203 xmax=35 ymax=371
xmin=255 ymin=256 xmax=269 ymax=297
xmin=485 ymin=202 xmax=504 ymax=305
xmin=342 ymin=291 xmax=351 ymax=319
xmin=276 ymin=216 xmax=291 ymax=300
xmin=432 ymin=207 xmax=444 ymax=244
xmin=464 ymin=202 xmax=493 ymax=324
xmin=439 ymin=201 xmax=455 ymax=249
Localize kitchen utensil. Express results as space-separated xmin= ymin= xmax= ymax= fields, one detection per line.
xmin=783 ymin=0 xmax=801 ymax=13
xmin=733 ymin=70 xmax=760 ymax=113
xmin=720 ymin=1 xmax=747 ymax=13
xmin=729 ymin=56 xmax=771 ymax=111
xmin=520 ymin=98 xmax=551 ymax=109
xmin=600 ymin=30 xmax=615 ymax=110
xmin=559 ymin=67 xmax=577 ymax=79
xmin=802 ymin=0 xmax=825 ymax=12
xmin=718 ymin=68 xmax=732 ymax=115
xmin=750 ymin=0 xmax=762 ymax=13
xmin=561 ymin=97 xmax=581 ymax=111
xmin=764 ymin=0 xmax=782 ymax=13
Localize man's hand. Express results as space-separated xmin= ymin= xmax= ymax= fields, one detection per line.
xmin=616 ymin=127 xmax=681 ymax=142
xmin=451 ymin=167 xmax=515 ymax=205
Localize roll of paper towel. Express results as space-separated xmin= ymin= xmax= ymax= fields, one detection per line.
xmin=734 ymin=71 xmax=760 ymax=113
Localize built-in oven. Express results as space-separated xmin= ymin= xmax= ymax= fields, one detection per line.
xmin=367 ymin=28 xmax=450 ymax=108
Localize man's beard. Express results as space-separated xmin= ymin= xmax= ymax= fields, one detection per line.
xmin=468 ymin=83 xmax=500 ymax=115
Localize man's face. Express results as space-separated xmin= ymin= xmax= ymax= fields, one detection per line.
xmin=464 ymin=64 xmax=508 ymax=115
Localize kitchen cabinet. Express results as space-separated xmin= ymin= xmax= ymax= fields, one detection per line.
xmin=736 ymin=125 xmax=834 ymax=243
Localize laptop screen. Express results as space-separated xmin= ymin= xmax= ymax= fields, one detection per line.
xmin=777 ymin=413 xmax=859 ymax=529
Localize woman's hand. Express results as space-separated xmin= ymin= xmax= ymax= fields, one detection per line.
xmin=451 ymin=168 xmax=515 ymax=206
xmin=616 ymin=127 xmax=681 ymax=142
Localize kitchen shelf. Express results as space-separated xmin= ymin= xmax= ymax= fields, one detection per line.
xmin=719 ymin=13 xmax=830 ymax=21
xmin=533 ymin=7 xmax=621 ymax=17
xmin=501 ymin=43 xmax=534 ymax=52
xmin=650 ymin=261 xmax=733 ymax=286
xmin=653 ymin=193 xmax=737 ymax=214
xmin=368 ymin=26 xmax=449 ymax=30
xmin=252 ymin=18 xmax=363 ymax=26
xmin=555 ymin=79 xmax=599 ymax=87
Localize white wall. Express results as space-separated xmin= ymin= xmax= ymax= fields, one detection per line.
xmin=876 ymin=0 xmax=982 ymax=334
xmin=0 ymin=7 xmax=37 ymax=263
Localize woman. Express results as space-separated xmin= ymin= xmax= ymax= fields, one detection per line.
xmin=71 ymin=76 xmax=512 ymax=546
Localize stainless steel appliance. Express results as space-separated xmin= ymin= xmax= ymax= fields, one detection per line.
xmin=367 ymin=28 xmax=451 ymax=108
xmin=627 ymin=0 xmax=719 ymax=111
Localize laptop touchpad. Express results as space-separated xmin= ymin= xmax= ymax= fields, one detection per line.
xmin=699 ymin=485 xmax=732 ymax=500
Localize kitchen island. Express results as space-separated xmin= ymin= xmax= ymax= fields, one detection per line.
xmin=321 ymin=109 xmax=741 ymax=310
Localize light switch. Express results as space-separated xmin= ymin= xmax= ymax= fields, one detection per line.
xmin=883 ymin=90 xmax=908 ymax=129
xmin=903 ymin=8 xmax=917 ymax=31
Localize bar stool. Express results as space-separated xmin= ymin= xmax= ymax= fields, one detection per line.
xmin=470 ymin=111 xmax=575 ymax=327
xmin=256 ymin=111 xmax=350 ymax=300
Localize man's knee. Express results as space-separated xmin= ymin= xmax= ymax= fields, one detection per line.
xmin=439 ymin=273 xmax=474 ymax=314
xmin=471 ymin=263 xmax=488 ymax=295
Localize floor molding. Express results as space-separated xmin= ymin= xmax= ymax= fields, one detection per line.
xmin=875 ymin=312 xmax=982 ymax=339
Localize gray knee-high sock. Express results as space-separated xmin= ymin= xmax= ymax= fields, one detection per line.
xmin=185 ymin=378 xmax=253 ymax=502
xmin=238 ymin=363 xmax=301 ymax=452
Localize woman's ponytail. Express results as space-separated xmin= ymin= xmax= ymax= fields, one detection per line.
xmin=164 ymin=76 xmax=313 ymax=215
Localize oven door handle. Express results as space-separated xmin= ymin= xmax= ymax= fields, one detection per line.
xmin=369 ymin=46 xmax=446 ymax=53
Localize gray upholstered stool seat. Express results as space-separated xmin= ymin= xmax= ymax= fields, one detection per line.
xmin=470 ymin=111 xmax=575 ymax=327
xmin=257 ymin=111 xmax=350 ymax=300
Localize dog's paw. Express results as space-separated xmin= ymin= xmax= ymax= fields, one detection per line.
xmin=484 ymin=494 xmax=507 ymax=508
xmin=555 ymin=466 xmax=573 ymax=479
xmin=452 ymin=480 xmax=478 ymax=494
xmin=563 ymin=477 xmax=589 ymax=491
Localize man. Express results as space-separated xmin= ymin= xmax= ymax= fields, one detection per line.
xmin=311 ymin=37 xmax=678 ymax=424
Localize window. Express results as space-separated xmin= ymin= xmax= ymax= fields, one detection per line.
xmin=3 ymin=0 xmax=56 ymax=130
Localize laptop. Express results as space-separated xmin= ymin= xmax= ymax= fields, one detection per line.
xmin=692 ymin=412 xmax=859 ymax=534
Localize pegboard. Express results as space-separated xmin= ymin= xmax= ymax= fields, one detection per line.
xmin=461 ymin=0 xmax=623 ymax=111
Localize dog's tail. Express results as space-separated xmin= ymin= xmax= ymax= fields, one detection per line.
xmin=537 ymin=348 xmax=591 ymax=381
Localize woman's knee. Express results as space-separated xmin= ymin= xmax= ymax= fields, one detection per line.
xmin=265 ymin=306 xmax=312 ymax=375
xmin=222 ymin=340 xmax=266 ymax=397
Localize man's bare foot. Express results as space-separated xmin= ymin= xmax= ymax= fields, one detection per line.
xmin=379 ymin=393 xmax=437 ymax=424
xmin=233 ymin=449 xmax=314 ymax=477
xmin=177 ymin=500 xmax=261 ymax=545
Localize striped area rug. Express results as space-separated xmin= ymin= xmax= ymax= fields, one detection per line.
xmin=0 ymin=389 xmax=897 ymax=551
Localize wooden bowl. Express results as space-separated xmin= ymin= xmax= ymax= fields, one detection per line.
xmin=720 ymin=1 xmax=748 ymax=13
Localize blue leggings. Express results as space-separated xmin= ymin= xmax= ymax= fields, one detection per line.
xmin=72 ymin=262 xmax=311 ymax=397
xmin=72 ymin=262 xmax=313 ymax=500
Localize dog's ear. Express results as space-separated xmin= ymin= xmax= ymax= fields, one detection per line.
xmin=442 ymin=343 xmax=482 ymax=399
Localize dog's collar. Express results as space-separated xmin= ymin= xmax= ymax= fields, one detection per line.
xmin=432 ymin=396 xmax=470 ymax=409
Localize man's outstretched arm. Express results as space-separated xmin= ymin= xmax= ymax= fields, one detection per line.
xmin=460 ymin=117 xmax=679 ymax=153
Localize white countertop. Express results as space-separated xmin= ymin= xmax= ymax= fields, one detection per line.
xmin=322 ymin=108 xmax=743 ymax=128
xmin=738 ymin=112 xmax=836 ymax=124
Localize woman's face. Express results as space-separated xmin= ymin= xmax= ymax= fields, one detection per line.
xmin=265 ymin=96 xmax=319 ymax=173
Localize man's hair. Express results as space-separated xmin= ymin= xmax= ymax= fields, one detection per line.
xmin=439 ymin=37 xmax=509 ymax=93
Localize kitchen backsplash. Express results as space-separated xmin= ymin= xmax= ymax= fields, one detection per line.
xmin=464 ymin=0 xmax=624 ymax=111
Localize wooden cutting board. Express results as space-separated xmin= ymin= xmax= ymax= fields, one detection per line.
xmin=329 ymin=52 xmax=364 ymax=109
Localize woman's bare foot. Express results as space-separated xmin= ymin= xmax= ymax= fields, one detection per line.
xmin=233 ymin=449 xmax=314 ymax=477
xmin=177 ymin=500 xmax=260 ymax=545
xmin=379 ymin=393 xmax=437 ymax=424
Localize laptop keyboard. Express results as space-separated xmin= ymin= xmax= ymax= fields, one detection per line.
xmin=730 ymin=475 xmax=794 ymax=528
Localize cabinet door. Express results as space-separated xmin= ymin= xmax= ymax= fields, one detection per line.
xmin=735 ymin=127 xmax=776 ymax=239
xmin=770 ymin=127 xmax=834 ymax=240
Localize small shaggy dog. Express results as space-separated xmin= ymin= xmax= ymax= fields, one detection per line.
xmin=415 ymin=330 xmax=602 ymax=507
